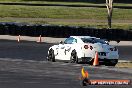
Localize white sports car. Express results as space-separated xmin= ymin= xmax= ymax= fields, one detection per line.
xmin=47 ymin=36 xmax=119 ymax=66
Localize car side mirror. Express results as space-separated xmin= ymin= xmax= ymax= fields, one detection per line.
xmin=59 ymin=41 xmax=63 ymax=44
xmin=116 ymin=40 xmax=120 ymax=43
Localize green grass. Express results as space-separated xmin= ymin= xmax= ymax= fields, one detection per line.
xmin=0 ymin=5 xmax=132 ymax=20
xmin=0 ymin=5 xmax=106 ymax=19
xmin=0 ymin=5 xmax=132 ymax=29
xmin=0 ymin=0 xmax=132 ymax=7
xmin=0 ymin=0 xmax=132 ymax=29
xmin=1 ymin=19 xmax=132 ymax=30
xmin=48 ymin=22 xmax=132 ymax=29
xmin=0 ymin=0 xmax=103 ymax=5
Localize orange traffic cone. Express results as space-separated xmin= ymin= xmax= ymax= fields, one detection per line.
xmin=17 ymin=35 xmax=21 ymax=43
xmin=93 ymin=52 xmax=99 ymax=66
xmin=37 ymin=35 xmax=42 ymax=43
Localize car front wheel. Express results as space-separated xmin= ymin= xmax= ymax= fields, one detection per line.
xmin=70 ymin=50 xmax=78 ymax=63
xmin=47 ymin=49 xmax=55 ymax=62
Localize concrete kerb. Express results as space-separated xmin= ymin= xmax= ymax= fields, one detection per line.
xmin=109 ymin=41 xmax=132 ymax=46
xmin=118 ymin=60 xmax=132 ymax=63
xmin=117 ymin=60 xmax=132 ymax=68
xmin=0 ymin=35 xmax=132 ymax=45
xmin=0 ymin=35 xmax=66 ymax=44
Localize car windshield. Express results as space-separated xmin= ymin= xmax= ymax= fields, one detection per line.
xmin=81 ymin=38 xmax=108 ymax=44
xmin=64 ymin=37 xmax=77 ymax=44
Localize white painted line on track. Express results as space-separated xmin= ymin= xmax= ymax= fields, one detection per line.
xmin=72 ymin=64 xmax=82 ymax=67
xmin=24 ymin=82 xmax=41 ymax=84
xmin=0 ymin=58 xmax=24 ymax=62
xmin=0 ymin=58 xmax=45 ymax=63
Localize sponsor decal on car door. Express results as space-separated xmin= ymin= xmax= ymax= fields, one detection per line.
xmin=58 ymin=44 xmax=66 ymax=60
xmin=64 ymin=44 xmax=72 ymax=60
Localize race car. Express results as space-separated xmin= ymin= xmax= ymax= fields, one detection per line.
xmin=47 ymin=36 xmax=119 ymax=66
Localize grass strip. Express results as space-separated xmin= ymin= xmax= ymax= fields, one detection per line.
xmin=0 ymin=0 xmax=132 ymax=7
xmin=0 ymin=5 xmax=132 ymax=20
xmin=0 ymin=1 xmax=132 ymax=29
xmin=1 ymin=18 xmax=132 ymax=29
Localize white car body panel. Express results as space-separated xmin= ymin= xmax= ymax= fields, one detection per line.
xmin=48 ymin=36 xmax=119 ymax=62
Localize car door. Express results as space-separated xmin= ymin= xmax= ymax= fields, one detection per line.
xmin=56 ymin=43 xmax=66 ymax=60
xmin=57 ymin=37 xmax=74 ymax=60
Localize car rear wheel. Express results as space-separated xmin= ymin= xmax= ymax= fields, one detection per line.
xmin=47 ymin=49 xmax=55 ymax=62
xmin=70 ymin=50 xmax=78 ymax=63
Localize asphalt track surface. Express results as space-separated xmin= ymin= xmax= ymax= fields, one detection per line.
xmin=0 ymin=40 xmax=131 ymax=61
xmin=0 ymin=40 xmax=131 ymax=88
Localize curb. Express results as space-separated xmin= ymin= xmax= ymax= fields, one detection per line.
xmin=118 ymin=60 xmax=132 ymax=63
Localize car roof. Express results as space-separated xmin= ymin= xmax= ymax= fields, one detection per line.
xmin=70 ymin=36 xmax=97 ymax=39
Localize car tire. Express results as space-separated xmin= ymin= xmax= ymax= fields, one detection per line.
xmin=47 ymin=49 xmax=55 ymax=62
xmin=70 ymin=50 xmax=78 ymax=63
xmin=105 ymin=59 xmax=118 ymax=66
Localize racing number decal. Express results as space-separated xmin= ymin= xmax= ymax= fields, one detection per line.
xmin=64 ymin=47 xmax=71 ymax=55
xmin=64 ymin=49 xmax=66 ymax=55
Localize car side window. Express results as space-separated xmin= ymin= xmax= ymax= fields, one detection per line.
xmin=72 ymin=39 xmax=77 ymax=44
xmin=81 ymin=38 xmax=94 ymax=43
xmin=81 ymin=38 xmax=108 ymax=44
xmin=64 ymin=37 xmax=77 ymax=44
